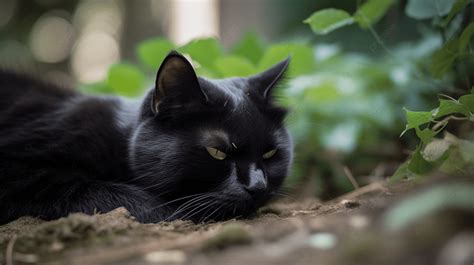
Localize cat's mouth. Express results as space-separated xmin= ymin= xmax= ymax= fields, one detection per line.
xmin=165 ymin=190 xmax=272 ymax=223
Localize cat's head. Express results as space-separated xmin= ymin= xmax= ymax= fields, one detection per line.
xmin=130 ymin=51 xmax=293 ymax=222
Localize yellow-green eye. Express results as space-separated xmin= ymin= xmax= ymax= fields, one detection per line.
xmin=206 ymin=147 xmax=227 ymax=160
xmin=262 ymin=149 xmax=277 ymax=159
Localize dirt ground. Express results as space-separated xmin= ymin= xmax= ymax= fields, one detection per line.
xmin=1 ymin=177 xmax=473 ymax=265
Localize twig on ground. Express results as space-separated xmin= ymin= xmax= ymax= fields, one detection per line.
xmin=343 ymin=166 xmax=360 ymax=189
xmin=334 ymin=181 xmax=387 ymax=202
xmin=371 ymin=164 xmax=386 ymax=179
xmin=6 ymin=235 xmax=17 ymax=265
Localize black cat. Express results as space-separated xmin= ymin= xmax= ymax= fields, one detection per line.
xmin=0 ymin=51 xmax=293 ymax=224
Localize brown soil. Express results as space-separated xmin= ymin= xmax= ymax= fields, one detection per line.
xmin=1 ymin=177 xmax=473 ymax=265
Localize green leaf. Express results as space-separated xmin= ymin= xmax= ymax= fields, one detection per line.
xmin=258 ymin=43 xmax=315 ymax=76
xmin=304 ymin=8 xmax=354 ymax=34
xmin=406 ymin=0 xmax=457 ymax=19
xmin=214 ymin=56 xmax=257 ymax=77
xmin=408 ymin=146 xmax=435 ymax=174
xmin=439 ymin=146 xmax=466 ymax=173
xmin=178 ymin=38 xmax=224 ymax=69
xmin=415 ymin=127 xmax=438 ymax=144
xmin=107 ymin=63 xmax=146 ymax=97
xmin=136 ymin=38 xmax=175 ymax=70
xmin=404 ymin=108 xmax=433 ymax=130
xmin=430 ymin=38 xmax=460 ymax=79
xmin=354 ymin=0 xmax=395 ymax=28
xmin=459 ymin=93 xmax=474 ymax=112
xmin=389 ymin=161 xmax=410 ymax=183
xmin=434 ymin=99 xmax=471 ymax=118
xmin=231 ymin=31 xmax=265 ymax=64
xmin=459 ymin=22 xmax=474 ymax=53
xmin=442 ymin=0 xmax=471 ymax=27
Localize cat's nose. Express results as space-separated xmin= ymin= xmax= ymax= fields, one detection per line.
xmin=245 ymin=167 xmax=267 ymax=195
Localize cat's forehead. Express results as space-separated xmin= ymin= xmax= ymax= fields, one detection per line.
xmin=201 ymin=129 xmax=230 ymax=144
xmin=199 ymin=77 xmax=250 ymax=108
xmin=199 ymin=125 xmax=286 ymax=150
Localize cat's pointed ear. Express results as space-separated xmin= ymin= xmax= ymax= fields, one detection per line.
xmin=248 ymin=56 xmax=290 ymax=101
xmin=152 ymin=51 xmax=208 ymax=114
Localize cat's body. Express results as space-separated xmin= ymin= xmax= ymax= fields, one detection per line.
xmin=0 ymin=52 xmax=292 ymax=224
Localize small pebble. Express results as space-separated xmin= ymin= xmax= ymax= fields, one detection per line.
xmin=341 ymin=199 xmax=360 ymax=208
xmin=308 ymin=232 xmax=337 ymax=250
xmin=50 ymin=241 xmax=64 ymax=251
xmin=144 ymin=250 xmax=186 ymax=264
xmin=349 ymin=215 xmax=370 ymax=229
xmin=203 ymin=223 xmax=252 ymax=250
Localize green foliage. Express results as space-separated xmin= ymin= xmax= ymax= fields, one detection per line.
xmin=214 ymin=56 xmax=256 ymax=77
xmin=390 ymin=0 xmax=474 ymax=180
xmin=258 ymin=43 xmax=315 ymax=76
xmin=304 ymin=9 xmax=354 ymax=35
xmin=399 ymin=93 xmax=474 ymax=177
xmin=403 ymin=109 xmax=433 ymax=131
xmin=415 ymin=127 xmax=440 ymax=144
xmin=430 ymin=22 xmax=474 ymax=78
xmin=442 ymin=0 xmax=471 ymax=26
xmin=460 ymin=93 xmax=474 ymax=111
xmin=81 ymin=35 xmax=317 ymax=95
xmin=383 ymin=182 xmax=474 ymax=230
xmin=354 ymin=0 xmax=395 ymax=28
xmin=107 ymin=63 xmax=145 ymax=97
xmin=231 ymin=31 xmax=265 ymax=65
xmin=137 ymin=38 xmax=175 ymax=70
xmin=459 ymin=22 xmax=474 ymax=53
xmin=405 ymin=0 xmax=457 ymax=19
xmin=303 ymin=0 xmax=395 ymax=35
xmin=304 ymin=1 xmax=474 ymax=189
xmin=407 ymin=145 xmax=436 ymax=174
xmin=435 ymin=99 xmax=470 ymax=118
xmin=430 ymin=38 xmax=459 ymax=78
xmin=178 ymin=38 xmax=224 ymax=69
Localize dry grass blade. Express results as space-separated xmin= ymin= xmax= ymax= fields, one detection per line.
xmin=6 ymin=234 xmax=17 ymax=265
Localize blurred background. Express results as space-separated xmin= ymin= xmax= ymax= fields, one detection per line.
xmin=0 ymin=0 xmax=421 ymax=84
xmin=1 ymin=0 xmax=472 ymax=199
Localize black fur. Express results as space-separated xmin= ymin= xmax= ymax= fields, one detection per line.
xmin=0 ymin=51 xmax=293 ymax=224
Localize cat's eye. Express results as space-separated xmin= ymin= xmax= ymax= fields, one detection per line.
xmin=262 ymin=149 xmax=277 ymax=159
xmin=206 ymin=147 xmax=227 ymax=160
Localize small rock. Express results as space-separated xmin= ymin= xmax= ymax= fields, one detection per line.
xmin=202 ymin=223 xmax=252 ymax=251
xmin=49 ymin=241 xmax=64 ymax=251
xmin=348 ymin=215 xmax=370 ymax=229
xmin=341 ymin=199 xmax=360 ymax=208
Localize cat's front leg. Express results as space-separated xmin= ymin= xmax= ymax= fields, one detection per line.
xmin=67 ymin=182 xmax=173 ymax=223
xmin=0 ymin=182 xmax=170 ymax=224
